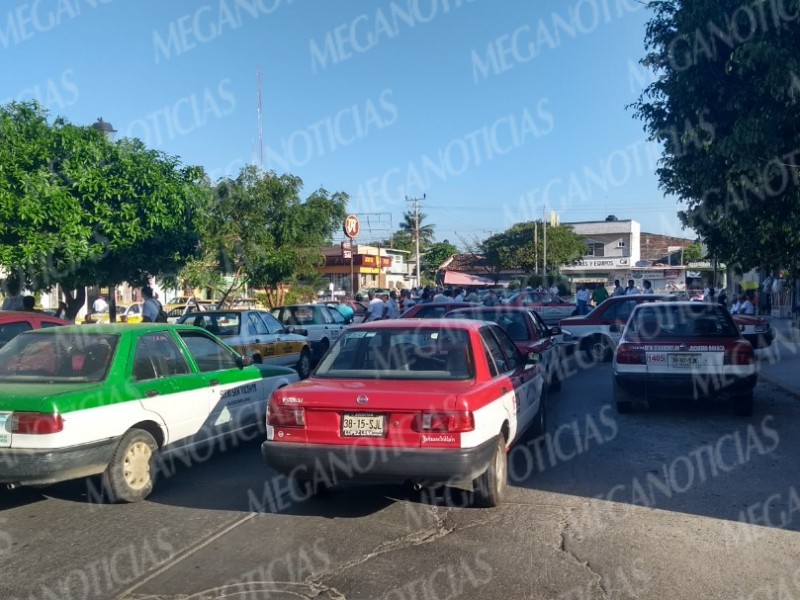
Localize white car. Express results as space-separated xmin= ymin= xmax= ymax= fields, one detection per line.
xmin=271 ymin=304 xmax=349 ymax=361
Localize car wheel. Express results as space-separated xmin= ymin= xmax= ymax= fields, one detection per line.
xmin=585 ymin=335 xmax=612 ymax=363
xmin=295 ymin=349 xmax=311 ymax=379
xmin=548 ymin=363 xmax=562 ymax=392
xmin=533 ymin=384 xmax=548 ymax=437
xmin=734 ymin=392 xmax=754 ymax=417
xmin=473 ymin=435 xmax=507 ymax=508
xmin=102 ymin=429 xmax=158 ymax=503
xmin=614 ymin=381 xmax=633 ymax=414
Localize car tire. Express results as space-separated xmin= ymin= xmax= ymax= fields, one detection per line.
xmin=548 ymin=363 xmax=562 ymax=392
xmin=585 ymin=335 xmax=613 ymax=364
xmin=473 ymin=435 xmax=507 ymax=508
xmin=614 ymin=382 xmax=633 ymax=414
xmin=533 ymin=384 xmax=548 ymax=437
xmin=102 ymin=429 xmax=158 ymax=503
xmin=734 ymin=392 xmax=754 ymax=417
xmin=295 ymin=349 xmax=311 ymax=379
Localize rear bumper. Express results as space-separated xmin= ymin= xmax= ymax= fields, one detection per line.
xmin=261 ymin=436 xmax=498 ymax=486
xmin=0 ymin=438 xmax=118 ymax=487
xmin=614 ymin=371 xmax=757 ymax=399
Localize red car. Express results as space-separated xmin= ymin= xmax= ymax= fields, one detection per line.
xmin=0 ymin=311 xmax=70 ymax=349
xmin=399 ymin=302 xmax=478 ymax=319
xmin=506 ymin=291 xmax=577 ymax=326
xmin=445 ymin=306 xmax=564 ymax=391
xmin=261 ymin=319 xmax=546 ymax=507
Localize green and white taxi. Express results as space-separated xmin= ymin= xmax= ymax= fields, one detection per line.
xmin=0 ymin=323 xmax=299 ymax=502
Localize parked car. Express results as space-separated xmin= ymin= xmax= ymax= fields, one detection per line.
xmin=398 ymin=302 xmax=478 ymax=319
xmin=445 ymin=306 xmax=566 ymax=391
xmin=506 ymin=291 xmax=577 ymax=325
xmin=561 ymin=294 xmax=773 ymax=363
xmin=165 ymin=300 xmax=217 ymax=323
xmin=261 ymin=318 xmax=547 ymax=507
xmin=613 ymin=302 xmax=757 ymax=416
xmin=0 ymin=311 xmax=70 ymax=348
xmin=86 ymin=302 xmax=144 ymax=324
xmin=271 ymin=304 xmax=349 ymax=362
xmin=0 ymin=323 xmax=299 ymax=501
xmin=177 ymin=310 xmax=312 ymax=378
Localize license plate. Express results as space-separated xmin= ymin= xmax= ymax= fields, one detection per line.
xmin=0 ymin=412 xmax=11 ymax=447
xmin=668 ymin=353 xmax=700 ymax=368
xmin=342 ymin=413 xmax=385 ymax=437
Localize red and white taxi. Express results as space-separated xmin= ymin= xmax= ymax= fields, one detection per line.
xmin=613 ymin=302 xmax=757 ymax=416
xmin=261 ymin=319 xmax=546 ymax=507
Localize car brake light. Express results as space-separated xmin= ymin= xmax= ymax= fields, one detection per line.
xmin=268 ymin=403 xmax=306 ymax=428
xmin=724 ymin=344 xmax=754 ymax=365
xmin=616 ymin=347 xmax=646 ymax=364
xmin=414 ymin=410 xmax=474 ymax=433
xmin=11 ymin=412 xmax=63 ymax=434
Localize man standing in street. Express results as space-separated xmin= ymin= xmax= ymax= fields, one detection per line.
xmin=592 ymin=284 xmax=609 ymax=307
xmin=576 ymin=285 xmax=591 ymax=315
xmin=93 ymin=294 xmax=108 ymax=313
xmin=141 ymin=286 xmax=160 ymax=322
xmin=612 ymin=280 xmax=625 ymax=296
xmin=365 ymin=291 xmax=385 ymax=322
xmin=385 ymin=291 xmax=400 ymax=319
xmin=625 ymin=280 xmax=639 ymax=295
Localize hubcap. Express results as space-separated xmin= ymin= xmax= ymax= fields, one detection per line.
xmin=123 ymin=441 xmax=152 ymax=490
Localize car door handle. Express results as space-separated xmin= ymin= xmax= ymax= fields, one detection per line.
xmin=146 ymin=390 xmax=159 ymax=398
xmin=209 ymin=379 xmax=219 ymax=386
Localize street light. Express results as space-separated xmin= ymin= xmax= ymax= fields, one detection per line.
xmin=91 ymin=117 xmax=117 ymax=141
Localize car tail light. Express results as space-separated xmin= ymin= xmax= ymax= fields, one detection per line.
xmin=414 ymin=410 xmax=474 ymax=433
xmin=268 ymin=403 xmax=306 ymax=428
xmin=724 ymin=344 xmax=754 ymax=365
xmin=616 ymin=347 xmax=646 ymax=364
xmin=11 ymin=413 xmax=63 ymax=434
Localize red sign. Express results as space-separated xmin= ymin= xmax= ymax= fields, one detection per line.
xmin=343 ymin=215 xmax=360 ymax=239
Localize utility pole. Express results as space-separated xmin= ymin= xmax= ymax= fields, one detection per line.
xmin=406 ymin=194 xmax=425 ymax=287
xmin=534 ymin=221 xmax=538 ymax=279
xmin=543 ymin=205 xmax=547 ymax=283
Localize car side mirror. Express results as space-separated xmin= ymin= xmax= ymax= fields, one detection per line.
xmin=236 ymin=354 xmax=253 ymax=369
xmin=526 ymin=351 xmax=542 ymax=364
xmin=549 ymin=326 xmax=561 ymax=336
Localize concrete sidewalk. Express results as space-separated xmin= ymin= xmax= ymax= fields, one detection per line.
xmin=756 ymin=316 xmax=800 ymax=398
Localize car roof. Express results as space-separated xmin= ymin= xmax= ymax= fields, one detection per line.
xmin=26 ymin=323 xmax=202 ymax=334
xmin=350 ymin=318 xmax=483 ymax=331
xmin=448 ymin=305 xmax=531 ymax=313
xmin=0 ymin=311 xmax=70 ymax=324
xmin=629 ymin=301 xmax=720 ymax=313
xmin=180 ymin=309 xmax=265 ymax=315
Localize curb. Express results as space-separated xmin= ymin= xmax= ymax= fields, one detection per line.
xmin=759 ymin=373 xmax=800 ymax=401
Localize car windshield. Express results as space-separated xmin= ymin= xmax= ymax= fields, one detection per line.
xmin=0 ymin=332 xmax=120 ymax=383
xmin=626 ymin=304 xmax=740 ymax=339
xmin=447 ymin=310 xmax=528 ymax=341
xmin=315 ymin=327 xmax=474 ymax=380
xmin=178 ymin=312 xmax=242 ymax=337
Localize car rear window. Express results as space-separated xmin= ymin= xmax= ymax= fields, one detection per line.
xmin=315 ymin=327 xmax=474 ymax=380
xmin=447 ymin=310 xmax=528 ymax=341
xmin=179 ymin=312 xmax=242 ymax=337
xmin=626 ymin=304 xmax=739 ymax=339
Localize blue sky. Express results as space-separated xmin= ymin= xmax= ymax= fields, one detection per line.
xmin=1 ymin=0 xmax=693 ymax=247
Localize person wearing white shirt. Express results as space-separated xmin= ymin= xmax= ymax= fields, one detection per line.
xmin=575 ymin=285 xmax=591 ymax=315
xmin=739 ymin=294 xmax=756 ymax=315
xmin=92 ymin=295 xmax=109 ymax=313
xmin=365 ymin=292 xmax=386 ymax=321
xmin=385 ymin=291 xmax=400 ymax=318
xmin=624 ymin=280 xmax=639 ymax=295
xmin=453 ymin=288 xmax=465 ymax=302
xmin=642 ymin=280 xmax=654 ymax=295
xmin=549 ymin=284 xmax=559 ymax=296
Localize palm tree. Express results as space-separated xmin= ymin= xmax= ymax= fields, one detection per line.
xmin=399 ymin=211 xmax=435 ymax=249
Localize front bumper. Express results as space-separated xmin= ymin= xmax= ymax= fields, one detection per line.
xmin=0 ymin=438 xmax=118 ymax=486
xmin=261 ymin=436 xmax=498 ymax=486
xmin=614 ymin=371 xmax=757 ymax=400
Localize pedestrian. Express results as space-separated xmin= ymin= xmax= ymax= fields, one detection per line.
xmin=141 ymin=286 xmax=162 ymax=322
xmin=385 ymin=291 xmax=400 ymax=319
xmin=2 ymin=280 xmax=24 ymax=311
xmin=730 ymin=294 xmax=742 ymax=314
xmin=592 ymin=284 xmax=609 ymax=306
xmin=576 ymin=284 xmax=591 ymax=315
xmin=549 ymin=281 xmax=560 ymax=297
xmin=365 ymin=291 xmax=385 ymax=322
xmin=642 ymin=280 xmax=654 ymax=295
xmin=740 ymin=293 xmax=756 ymax=315
xmin=453 ymin=288 xmax=465 ymax=302
xmin=761 ymin=274 xmax=774 ymax=315
xmin=22 ymin=296 xmax=36 ymax=311
xmin=92 ymin=294 xmax=108 ymax=313
xmin=612 ymin=280 xmax=625 ymax=297
xmin=464 ymin=290 xmax=479 ymax=303
xmin=483 ymin=291 xmax=498 ymax=306
xmin=334 ymin=298 xmax=355 ymax=323
xmin=624 ymin=279 xmax=639 ymax=295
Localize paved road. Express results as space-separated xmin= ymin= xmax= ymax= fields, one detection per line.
xmin=1 ymin=359 xmax=799 ymax=600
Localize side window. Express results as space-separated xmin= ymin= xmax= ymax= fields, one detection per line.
xmin=616 ymin=301 xmax=636 ymax=323
xmin=480 ymin=328 xmax=508 ymax=374
xmin=316 ymin=307 xmax=331 ymax=324
xmin=0 ymin=321 xmax=32 ymax=348
xmin=600 ymin=303 xmax=618 ymax=320
xmin=490 ymin=325 xmax=521 ymax=371
xmin=133 ymin=333 xmax=191 ymax=381
xmin=179 ymin=332 xmax=238 ymax=372
xmin=528 ymin=311 xmax=549 ymax=339
xmin=421 ymin=306 xmax=447 ymax=318
xmin=247 ymin=312 xmax=268 ymax=336
xmin=40 ymin=321 xmax=63 ymax=329
xmin=129 ymin=304 xmax=140 ymax=315
xmin=260 ymin=313 xmax=285 ymax=335
xmin=328 ymin=308 xmax=346 ymax=324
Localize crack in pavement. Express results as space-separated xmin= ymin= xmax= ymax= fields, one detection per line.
xmin=304 ymin=504 xmax=502 ymax=593
xmin=556 ymin=507 xmax=610 ymax=599
xmin=122 ymin=581 xmax=346 ymax=599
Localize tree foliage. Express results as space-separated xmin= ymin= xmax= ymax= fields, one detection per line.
xmin=423 ymin=240 xmax=459 ymax=278
xmin=478 ymin=222 xmax=587 ymax=276
xmin=0 ymin=101 xmax=204 ymax=318
xmin=188 ymin=166 xmax=347 ymax=307
xmin=631 ymin=0 xmax=800 ymax=273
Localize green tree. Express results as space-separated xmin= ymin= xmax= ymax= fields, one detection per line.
xmin=0 ymin=101 xmax=203 ymax=320
xmin=681 ymin=242 xmax=702 ymax=265
xmin=189 ymin=166 xmax=347 ymax=308
xmin=422 ymin=240 xmax=459 ymax=278
xmin=478 ymin=222 xmax=586 ymax=276
xmin=631 ymin=0 xmax=800 ymax=275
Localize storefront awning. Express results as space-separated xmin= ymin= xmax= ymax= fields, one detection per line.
xmin=443 ymin=271 xmax=495 ymax=286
